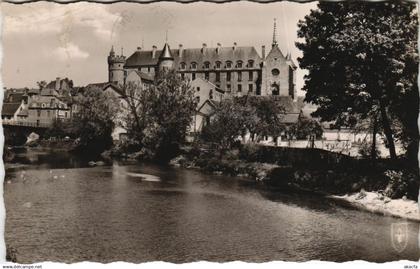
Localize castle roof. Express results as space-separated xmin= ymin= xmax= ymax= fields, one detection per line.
xmin=159 ymin=43 xmax=174 ymax=60
xmin=125 ymin=46 xmax=263 ymax=69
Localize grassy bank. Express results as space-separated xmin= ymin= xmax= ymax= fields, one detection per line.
xmin=171 ymin=143 xmax=419 ymax=201
xmin=168 ymin=143 xmax=419 ymax=220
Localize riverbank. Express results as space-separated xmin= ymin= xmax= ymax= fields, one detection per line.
xmin=168 ymin=144 xmax=419 ymax=221
xmin=330 ymin=191 xmax=420 ymax=222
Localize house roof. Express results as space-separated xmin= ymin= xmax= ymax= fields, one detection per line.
xmin=84 ymin=82 xmax=124 ymax=96
xmin=125 ymin=46 xmax=263 ymax=69
xmin=40 ymin=87 xmax=59 ymax=96
xmin=191 ymin=77 xmax=224 ymax=93
xmin=5 ymin=92 xmax=26 ymax=103
xmin=17 ymin=108 xmax=28 ymax=117
xmin=197 ymin=99 xmax=218 ymax=116
xmin=2 ymin=103 xmax=21 ymax=116
xmin=135 ymin=70 xmax=154 ymax=82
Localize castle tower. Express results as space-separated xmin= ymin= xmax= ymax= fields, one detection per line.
xmin=108 ymin=46 xmax=126 ymax=86
xmin=158 ymin=43 xmax=174 ymax=72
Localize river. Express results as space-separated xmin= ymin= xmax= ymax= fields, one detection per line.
xmin=4 ymin=147 xmax=420 ymax=263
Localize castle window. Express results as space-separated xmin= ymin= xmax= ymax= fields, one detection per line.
xmin=215 ymin=61 xmax=222 ymax=69
xmin=180 ymin=62 xmax=186 ymax=69
xmin=205 ymin=72 xmax=209 ymax=80
xmin=236 ymin=61 xmax=243 ymax=68
xmin=248 ymin=60 xmax=254 ymax=68
xmin=192 ymin=73 xmax=196 ymax=80
xmin=271 ymin=68 xmax=280 ymax=76
xmin=197 ymin=87 xmax=200 ymax=92
xmin=238 ymin=84 xmax=242 ymax=92
xmin=227 ymin=72 xmax=231 ymax=81
xmin=37 ymin=110 xmax=41 ymax=117
xmin=191 ymin=62 xmax=197 ymax=70
xmin=248 ymin=84 xmax=253 ymax=93
xmin=181 ymin=73 xmax=185 ymax=80
xmin=237 ymin=71 xmax=242 ymax=82
xmin=216 ymin=72 xmax=220 ymax=82
xmin=204 ymin=61 xmax=210 ymax=69
xmin=249 ymin=71 xmax=253 ymax=81
xmin=226 ymin=61 xmax=232 ymax=69
xmin=227 ymin=84 xmax=231 ymax=92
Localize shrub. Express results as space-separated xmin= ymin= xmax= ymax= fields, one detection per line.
xmin=383 ymin=170 xmax=418 ymax=199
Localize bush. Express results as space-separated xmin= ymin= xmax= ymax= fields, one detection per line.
xmin=383 ymin=170 xmax=418 ymax=199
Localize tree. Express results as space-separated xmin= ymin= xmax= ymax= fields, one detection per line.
xmin=296 ymin=1 xmax=418 ymax=160
xmin=201 ymin=98 xmax=248 ymax=150
xmin=44 ymin=118 xmax=75 ymax=139
xmin=121 ymin=70 xmax=197 ymax=161
xmin=241 ymin=96 xmax=286 ymax=142
xmin=201 ymin=96 xmax=286 ymax=149
xmin=36 ymin=80 xmax=47 ymax=89
xmin=288 ymin=117 xmax=323 ymax=140
xmin=72 ymin=87 xmax=120 ymax=153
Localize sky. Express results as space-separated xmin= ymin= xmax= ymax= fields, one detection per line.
xmin=1 ymin=1 xmax=317 ymax=93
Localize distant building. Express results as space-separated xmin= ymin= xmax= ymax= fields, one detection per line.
xmin=108 ymin=19 xmax=297 ymax=99
xmin=2 ymin=78 xmax=75 ymax=127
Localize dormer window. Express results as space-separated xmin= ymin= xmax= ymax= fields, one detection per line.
xmin=191 ymin=62 xmax=197 ymax=70
xmin=236 ymin=61 xmax=243 ymax=68
xmin=204 ymin=61 xmax=210 ymax=69
xmin=215 ymin=61 xmax=222 ymax=69
xmin=180 ymin=62 xmax=186 ymax=70
xmin=226 ymin=61 xmax=232 ymax=69
xmin=248 ymin=60 xmax=254 ymax=68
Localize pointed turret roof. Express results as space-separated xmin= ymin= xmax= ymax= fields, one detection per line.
xmin=159 ymin=43 xmax=174 ymax=60
xmin=272 ymin=18 xmax=278 ymax=48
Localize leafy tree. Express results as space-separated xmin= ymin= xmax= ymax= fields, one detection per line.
xmin=296 ymin=1 xmax=418 ymax=160
xmin=72 ymin=87 xmax=120 ymax=153
xmin=44 ymin=118 xmax=75 ymax=139
xmin=36 ymin=80 xmax=47 ymax=89
xmin=121 ymin=70 xmax=197 ymax=161
xmin=201 ymin=96 xmax=286 ymax=149
xmin=288 ymin=117 xmax=323 ymax=140
xmin=241 ymin=96 xmax=286 ymax=141
xmin=201 ymin=98 xmax=248 ymax=150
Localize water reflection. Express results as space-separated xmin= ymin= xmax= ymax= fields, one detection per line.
xmin=4 ymin=148 xmax=420 ymax=263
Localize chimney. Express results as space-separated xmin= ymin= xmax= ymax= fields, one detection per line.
xmin=55 ymin=77 xmax=60 ymax=91
xmin=262 ymin=45 xmax=266 ymax=59
xmin=137 ymin=47 xmax=141 ymax=52
xmin=201 ymin=43 xmax=207 ymax=53
xmin=233 ymin=42 xmax=237 ymax=51
xmin=152 ymin=45 xmax=157 ymax=58
xmin=216 ymin=43 xmax=221 ymax=54
xmin=179 ymin=44 xmax=183 ymax=57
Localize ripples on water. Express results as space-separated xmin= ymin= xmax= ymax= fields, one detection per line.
xmin=4 ymin=148 xmax=420 ymax=263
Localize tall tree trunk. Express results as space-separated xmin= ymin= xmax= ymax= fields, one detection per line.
xmin=379 ymin=100 xmax=397 ymax=160
xmin=371 ymin=115 xmax=377 ymax=161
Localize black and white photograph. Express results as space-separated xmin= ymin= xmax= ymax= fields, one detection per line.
xmin=1 ymin=0 xmax=419 ymax=266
